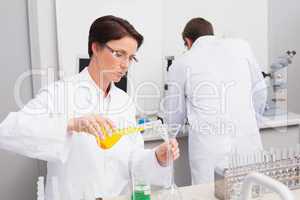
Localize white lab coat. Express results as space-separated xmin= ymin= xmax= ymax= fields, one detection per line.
xmin=0 ymin=68 xmax=168 ymax=200
xmin=166 ymin=36 xmax=265 ymax=184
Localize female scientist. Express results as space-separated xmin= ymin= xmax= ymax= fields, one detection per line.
xmin=0 ymin=15 xmax=179 ymax=199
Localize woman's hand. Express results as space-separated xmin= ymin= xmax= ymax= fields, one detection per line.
xmin=67 ymin=114 xmax=115 ymax=139
xmin=155 ymin=139 xmax=180 ymax=167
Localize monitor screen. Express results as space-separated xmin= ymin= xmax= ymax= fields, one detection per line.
xmin=79 ymin=58 xmax=127 ymax=92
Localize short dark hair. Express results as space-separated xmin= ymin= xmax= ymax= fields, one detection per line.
xmin=88 ymin=15 xmax=144 ymax=57
xmin=182 ymin=17 xmax=214 ymax=43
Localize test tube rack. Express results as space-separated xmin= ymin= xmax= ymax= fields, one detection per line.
xmin=215 ymin=147 xmax=300 ymax=200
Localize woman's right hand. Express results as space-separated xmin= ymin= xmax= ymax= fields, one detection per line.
xmin=67 ymin=114 xmax=115 ymax=139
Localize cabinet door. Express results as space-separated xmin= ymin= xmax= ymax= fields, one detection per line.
xmin=260 ymin=125 xmax=300 ymax=149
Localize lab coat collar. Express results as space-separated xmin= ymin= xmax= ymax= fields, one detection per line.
xmin=192 ymin=35 xmax=217 ymax=49
xmin=80 ymin=67 xmax=117 ymax=98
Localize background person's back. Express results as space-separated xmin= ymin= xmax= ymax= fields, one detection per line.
xmin=182 ymin=36 xmax=263 ymax=183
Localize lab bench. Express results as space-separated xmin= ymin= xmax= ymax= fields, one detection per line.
xmin=142 ymin=112 xmax=300 ymax=187
xmin=104 ymin=183 xmax=300 ymax=200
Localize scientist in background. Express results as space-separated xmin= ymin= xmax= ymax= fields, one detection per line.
xmin=165 ymin=17 xmax=266 ymax=184
xmin=0 ymin=15 xmax=179 ymax=199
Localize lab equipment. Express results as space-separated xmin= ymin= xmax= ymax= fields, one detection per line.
xmin=165 ymin=56 xmax=175 ymax=72
xmin=157 ymin=123 xmax=183 ymax=200
xmin=240 ymin=172 xmax=294 ymax=200
xmin=96 ymin=120 xmax=164 ymax=149
xmin=138 ymin=117 xmax=150 ymax=125
xmin=131 ymin=184 xmax=151 ymax=200
xmin=37 ymin=176 xmax=45 ymax=200
xmin=130 ymin=123 xmax=154 ymax=200
xmin=95 ymin=126 xmax=145 ymax=149
xmin=214 ymin=146 xmax=300 ymax=200
xmin=131 ymin=167 xmax=151 ymax=200
xmin=263 ymin=50 xmax=296 ymax=116
xmin=163 ymin=56 xmax=175 ymax=93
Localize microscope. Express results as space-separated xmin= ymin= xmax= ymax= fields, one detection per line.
xmin=263 ymin=50 xmax=296 ymax=116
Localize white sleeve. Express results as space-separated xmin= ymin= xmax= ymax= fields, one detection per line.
xmin=0 ymin=82 xmax=71 ymax=163
xmin=246 ymin=43 xmax=268 ymax=116
xmin=164 ymin=60 xmax=187 ymax=126
xmin=128 ymin=103 xmax=170 ymax=186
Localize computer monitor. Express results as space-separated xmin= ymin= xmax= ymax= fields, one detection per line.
xmin=79 ymin=58 xmax=127 ymax=92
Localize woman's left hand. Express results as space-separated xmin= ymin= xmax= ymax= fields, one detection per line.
xmin=155 ymin=139 xmax=180 ymax=167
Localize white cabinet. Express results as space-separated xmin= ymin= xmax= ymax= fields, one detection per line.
xmin=259 ymin=113 xmax=300 ymax=149
xmin=261 ymin=125 xmax=300 ymax=149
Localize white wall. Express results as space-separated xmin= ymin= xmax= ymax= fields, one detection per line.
xmin=0 ymin=1 xmax=41 ymax=199
xmin=162 ymin=0 xmax=269 ymax=70
xmin=269 ymin=0 xmax=300 ymax=113
xmin=54 ymin=0 xmax=269 ymax=115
